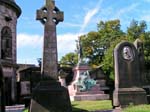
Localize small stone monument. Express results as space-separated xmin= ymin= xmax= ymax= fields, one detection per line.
xmin=113 ymin=41 xmax=147 ymax=108
xmin=68 ymin=37 xmax=109 ymax=101
xmin=30 ymin=0 xmax=72 ymax=112
xmin=58 ymin=69 xmax=68 ymax=87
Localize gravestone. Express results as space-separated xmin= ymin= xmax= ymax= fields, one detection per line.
xmin=134 ymin=39 xmax=150 ymax=104
xmin=134 ymin=39 xmax=146 ymax=84
xmin=30 ymin=0 xmax=72 ymax=112
xmin=113 ymin=41 xmax=147 ymax=108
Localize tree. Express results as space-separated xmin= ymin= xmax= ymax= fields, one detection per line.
xmin=143 ymin=32 xmax=150 ymax=68
xmin=97 ymin=19 xmax=125 ymax=49
xmin=59 ymin=52 xmax=78 ymax=67
xmin=127 ymin=19 xmax=147 ymax=41
xmin=127 ymin=20 xmax=150 ymax=68
xmin=80 ymin=20 xmax=125 ymax=68
xmin=80 ymin=31 xmax=103 ymax=67
xmin=60 ymin=19 xmax=150 ymax=82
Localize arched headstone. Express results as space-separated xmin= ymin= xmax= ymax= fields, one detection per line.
xmin=113 ymin=41 xmax=147 ymax=108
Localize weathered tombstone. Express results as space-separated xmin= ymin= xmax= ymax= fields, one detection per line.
xmin=134 ymin=39 xmax=146 ymax=84
xmin=30 ymin=0 xmax=72 ymax=112
xmin=113 ymin=41 xmax=147 ymax=108
xmin=134 ymin=39 xmax=150 ymax=104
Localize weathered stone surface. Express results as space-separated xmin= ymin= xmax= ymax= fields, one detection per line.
xmin=0 ymin=0 xmax=21 ymax=106
xmin=134 ymin=39 xmax=146 ymax=85
xmin=30 ymin=81 xmax=72 ymax=112
xmin=36 ymin=0 xmax=63 ymax=79
xmin=113 ymin=41 xmax=147 ymax=108
xmin=30 ymin=0 xmax=72 ymax=111
xmin=68 ymin=65 xmax=109 ymax=101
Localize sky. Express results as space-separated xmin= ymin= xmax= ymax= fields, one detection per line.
xmin=15 ymin=0 xmax=150 ymax=65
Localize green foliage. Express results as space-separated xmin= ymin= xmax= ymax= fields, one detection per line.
xmin=80 ymin=32 xmax=103 ymax=66
xmin=59 ymin=52 xmax=78 ymax=67
xmin=60 ymin=19 xmax=150 ymax=82
xmin=127 ymin=20 xmax=147 ymax=41
xmin=127 ymin=19 xmax=150 ymax=72
xmin=143 ymin=32 xmax=150 ymax=68
xmin=98 ymin=20 xmax=125 ymax=48
xmin=80 ymin=20 xmax=125 ymax=68
xmin=97 ymin=20 xmax=126 ymax=80
xmin=100 ymin=19 xmax=149 ymax=81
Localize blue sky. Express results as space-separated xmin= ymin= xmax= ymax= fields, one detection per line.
xmin=15 ymin=0 xmax=150 ymax=65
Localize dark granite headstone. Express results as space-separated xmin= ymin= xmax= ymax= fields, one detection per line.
xmin=30 ymin=0 xmax=72 ymax=112
xmin=134 ymin=39 xmax=146 ymax=85
xmin=113 ymin=41 xmax=147 ymax=108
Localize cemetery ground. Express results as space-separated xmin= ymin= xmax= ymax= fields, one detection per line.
xmin=23 ymin=100 xmax=150 ymax=112
xmin=71 ymin=100 xmax=150 ymax=112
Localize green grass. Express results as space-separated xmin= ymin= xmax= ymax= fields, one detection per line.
xmin=71 ymin=100 xmax=112 ymax=112
xmin=22 ymin=100 xmax=150 ymax=112
xmin=23 ymin=108 xmax=29 ymax=112
xmin=123 ymin=104 xmax=150 ymax=112
xmin=71 ymin=100 xmax=150 ymax=112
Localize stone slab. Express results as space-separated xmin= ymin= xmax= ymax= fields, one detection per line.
xmin=113 ymin=87 xmax=147 ymax=108
xmin=76 ymin=91 xmax=104 ymax=95
xmin=70 ymin=94 xmax=109 ymax=101
xmin=30 ymin=81 xmax=72 ymax=112
xmin=5 ymin=105 xmax=25 ymax=112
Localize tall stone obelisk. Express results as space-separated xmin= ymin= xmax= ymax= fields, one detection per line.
xmin=30 ymin=0 xmax=72 ymax=112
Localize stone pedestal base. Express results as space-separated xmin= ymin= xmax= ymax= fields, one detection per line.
xmin=143 ymin=85 xmax=150 ymax=104
xmin=113 ymin=87 xmax=147 ymax=108
xmin=30 ymin=81 xmax=72 ymax=112
xmin=69 ymin=84 xmax=109 ymax=101
xmin=70 ymin=93 xmax=109 ymax=101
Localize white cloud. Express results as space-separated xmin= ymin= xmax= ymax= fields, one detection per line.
xmin=57 ymin=33 xmax=84 ymax=60
xmin=17 ymin=33 xmax=43 ymax=48
xmin=61 ymin=22 xmax=81 ymax=28
xmin=80 ymin=0 xmax=103 ymax=32
xmin=17 ymin=33 xmax=85 ymax=62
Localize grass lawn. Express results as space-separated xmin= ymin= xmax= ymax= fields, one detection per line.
xmin=123 ymin=104 xmax=150 ymax=112
xmin=23 ymin=100 xmax=150 ymax=112
xmin=71 ymin=100 xmax=112 ymax=112
xmin=72 ymin=100 xmax=150 ymax=112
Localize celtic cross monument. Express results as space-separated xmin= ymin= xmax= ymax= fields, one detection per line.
xmin=36 ymin=0 xmax=63 ymax=79
xmin=30 ymin=0 xmax=72 ymax=111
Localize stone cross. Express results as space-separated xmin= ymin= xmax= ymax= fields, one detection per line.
xmin=36 ymin=0 xmax=63 ymax=79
